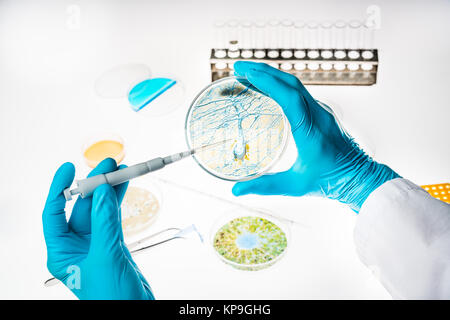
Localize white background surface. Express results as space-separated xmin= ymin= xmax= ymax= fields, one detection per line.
xmin=0 ymin=0 xmax=449 ymax=299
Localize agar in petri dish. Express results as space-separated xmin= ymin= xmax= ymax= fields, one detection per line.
xmin=121 ymin=185 xmax=161 ymax=236
xmin=83 ymin=134 xmax=125 ymax=168
xmin=185 ymin=76 xmax=288 ymax=181
xmin=212 ymin=215 xmax=289 ymax=271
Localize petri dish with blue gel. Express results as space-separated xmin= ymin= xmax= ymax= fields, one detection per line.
xmin=95 ymin=63 xmax=184 ymax=117
xmin=128 ymin=78 xmax=177 ymax=112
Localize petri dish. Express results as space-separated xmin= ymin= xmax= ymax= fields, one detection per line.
xmin=130 ymin=76 xmax=185 ymax=117
xmin=210 ymin=209 xmax=290 ymax=271
xmin=95 ymin=63 xmax=184 ymax=117
xmin=121 ymin=179 xmax=163 ymax=237
xmin=94 ymin=64 xmax=151 ymax=99
xmin=82 ymin=133 xmax=125 ymax=168
xmin=185 ymin=76 xmax=289 ymax=181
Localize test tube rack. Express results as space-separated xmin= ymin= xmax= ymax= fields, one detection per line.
xmin=210 ymin=48 xmax=378 ymax=85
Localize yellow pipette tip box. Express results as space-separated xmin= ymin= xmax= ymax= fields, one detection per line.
xmin=421 ymin=183 xmax=450 ymax=203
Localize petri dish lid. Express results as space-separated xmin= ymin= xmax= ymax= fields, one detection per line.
xmin=95 ymin=63 xmax=184 ymax=117
xmin=185 ymin=76 xmax=289 ymax=181
xmin=95 ymin=63 xmax=152 ymax=98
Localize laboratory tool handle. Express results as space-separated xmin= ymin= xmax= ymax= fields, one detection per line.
xmin=76 ymin=158 xmax=165 ymax=199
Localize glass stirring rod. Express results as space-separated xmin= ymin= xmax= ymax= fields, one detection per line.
xmin=63 ymin=139 xmax=231 ymax=201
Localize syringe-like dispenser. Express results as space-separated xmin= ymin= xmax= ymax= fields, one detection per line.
xmin=63 ymin=140 xmax=229 ymax=201
xmin=64 ymin=151 xmax=193 ymax=201
xmin=64 ymin=158 xmax=165 ymax=200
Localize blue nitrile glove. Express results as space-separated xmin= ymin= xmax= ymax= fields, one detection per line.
xmin=232 ymin=61 xmax=399 ymax=212
xmin=43 ymin=158 xmax=154 ymax=300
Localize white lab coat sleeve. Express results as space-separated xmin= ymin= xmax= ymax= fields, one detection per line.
xmin=354 ymin=178 xmax=450 ymax=299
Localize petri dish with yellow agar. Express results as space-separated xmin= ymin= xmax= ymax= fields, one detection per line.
xmin=185 ymin=76 xmax=288 ymax=181
xmin=82 ymin=134 xmax=125 ymax=168
xmin=121 ymin=178 xmax=163 ymax=237
xmin=211 ymin=209 xmax=290 ymax=271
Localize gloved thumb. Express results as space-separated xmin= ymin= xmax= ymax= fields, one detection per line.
xmin=90 ymin=184 xmax=123 ymax=258
xmin=232 ymin=170 xmax=295 ymax=196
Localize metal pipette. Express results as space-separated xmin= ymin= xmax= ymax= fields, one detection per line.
xmin=63 ymin=140 xmax=230 ymax=201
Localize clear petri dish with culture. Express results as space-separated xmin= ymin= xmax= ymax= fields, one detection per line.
xmin=185 ymin=76 xmax=289 ymax=181
xmin=210 ymin=209 xmax=290 ymax=271
xmin=121 ymin=178 xmax=163 ymax=237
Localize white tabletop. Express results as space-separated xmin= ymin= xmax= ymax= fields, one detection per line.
xmin=0 ymin=0 xmax=448 ymax=299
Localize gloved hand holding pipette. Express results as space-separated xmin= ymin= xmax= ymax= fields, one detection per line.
xmin=231 ymin=61 xmax=399 ymax=212
xmin=42 ymin=158 xmax=154 ymax=300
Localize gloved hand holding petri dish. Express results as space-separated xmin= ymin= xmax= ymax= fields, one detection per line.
xmin=185 ymin=76 xmax=289 ymax=181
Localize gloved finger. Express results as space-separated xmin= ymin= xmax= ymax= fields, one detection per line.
xmin=232 ymin=170 xmax=296 ymax=196
xmin=68 ymin=158 xmax=118 ymax=235
xmin=243 ymin=69 xmax=308 ymax=132
xmin=90 ymin=184 xmax=123 ymax=258
xmin=43 ymin=162 xmax=75 ymax=237
xmin=234 ymin=61 xmax=303 ymax=89
xmin=121 ymin=242 xmax=153 ymax=291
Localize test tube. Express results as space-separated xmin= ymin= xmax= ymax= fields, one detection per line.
xmin=319 ymin=21 xmax=333 ymax=49
xmin=228 ymin=40 xmax=240 ymax=58
xmin=226 ymin=20 xmax=239 ymax=48
xmin=294 ymin=20 xmax=306 ymax=48
xmin=215 ymin=62 xmax=228 ymax=70
xmin=280 ymin=19 xmax=294 ymax=58
xmin=280 ymin=62 xmax=293 ymax=71
xmin=240 ymin=20 xmax=253 ymax=58
xmin=254 ymin=20 xmax=266 ymax=58
xmin=363 ymin=20 xmax=376 ymax=49
xmin=306 ymin=21 xmax=319 ymax=47
xmin=213 ymin=21 xmax=227 ymax=58
xmin=267 ymin=19 xmax=280 ymax=58
xmin=361 ymin=63 xmax=373 ymax=79
xmin=347 ymin=62 xmax=359 ymax=79
xmin=306 ymin=21 xmax=319 ymax=58
xmin=268 ymin=62 xmax=279 ymax=69
xmin=319 ymin=21 xmax=333 ymax=59
xmin=361 ymin=20 xmax=375 ymax=60
xmin=333 ymin=20 xmax=347 ymax=59
xmin=347 ymin=20 xmax=362 ymax=59
xmin=333 ymin=62 xmax=346 ymax=79
xmin=320 ymin=62 xmax=332 ymax=79
xmin=307 ymin=62 xmax=319 ymax=71
xmin=294 ymin=20 xmax=306 ymax=58
xmin=321 ymin=62 xmax=333 ymax=71
xmin=294 ymin=62 xmax=306 ymax=71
